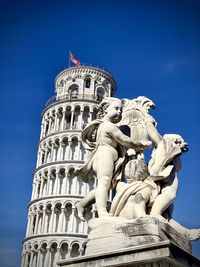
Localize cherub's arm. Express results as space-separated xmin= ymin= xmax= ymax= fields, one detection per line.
xmin=146 ymin=119 xmax=162 ymax=148
xmin=107 ymin=123 xmax=142 ymax=149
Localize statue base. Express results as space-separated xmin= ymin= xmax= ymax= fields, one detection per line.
xmin=57 ymin=217 xmax=200 ymax=267
xmin=86 ymin=217 xmax=191 ymax=254
xmin=57 ymin=240 xmax=200 ymax=267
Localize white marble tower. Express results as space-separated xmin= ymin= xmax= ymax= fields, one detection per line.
xmin=21 ymin=66 xmax=116 ymax=267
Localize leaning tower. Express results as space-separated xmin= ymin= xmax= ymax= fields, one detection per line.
xmin=21 ymin=66 xmax=116 ymax=267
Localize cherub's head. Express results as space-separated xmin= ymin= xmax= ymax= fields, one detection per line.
xmin=125 ymin=159 xmax=149 ymax=183
xmin=97 ymin=97 xmax=122 ymax=123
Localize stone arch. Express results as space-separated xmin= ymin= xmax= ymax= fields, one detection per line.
xmin=67 ymin=167 xmax=76 ymax=194
xmin=49 ymin=169 xmax=56 ymax=196
xmin=82 ymin=106 xmax=90 ymax=129
xmin=37 ymin=204 xmax=44 ymax=234
xmin=96 ymin=86 xmax=106 ymax=101
xmin=36 ymin=173 xmax=42 ymax=198
xmin=84 ymin=75 xmax=92 ymax=89
xmin=57 ymin=167 xmax=66 ymax=195
xmin=54 ymin=202 xmax=62 ymax=232
xmin=60 ymin=242 xmax=69 ymax=260
xmin=45 ymin=203 xmax=53 ymax=233
xmin=41 ymin=170 xmax=48 ymax=197
xmin=38 ymin=241 xmax=48 ymax=267
xmin=73 ymin=105 xmax=81 ymax=129
xmin=64 ymin=202 xmax=73 ymax=233
xmin=92 ymin=106 xmax=98 ymax=120
xmin=82 ymin=242 xmax=87 ymax=256
xmin=49 ymin=242 xmax=58 ymax=267
xmin=80 ymin=141 xmax=86 ymax=161
xmin=50 ymin=109 xmax=56 ymax=132
xmin=46 ymin=140 xmax=52 ymax=163
xmin=61 ymin=136 xmax=69 ymax=161
xmin=57 ymin=107 xmax=63 ymax=131
xmin=32 ymin=243 xmax=39 ymax=267
xmin=54 ymin=138 xmax=60 ymax=161
xmin=68 ymin=84 xmax=79 ymax=99
xmin=70 ymin=136 xmax=79 ymax=161
xmin=70 ymin=242 xmax=80 ymax=258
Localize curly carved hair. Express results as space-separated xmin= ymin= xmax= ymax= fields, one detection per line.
xmin=96 ymin=97 xmax=122 ymax=119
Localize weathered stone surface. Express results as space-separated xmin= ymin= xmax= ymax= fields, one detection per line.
xmin=86 ymin=217 xmax=191 ymax=255
xmin=57 ymin=240 xmax=200 ymax=267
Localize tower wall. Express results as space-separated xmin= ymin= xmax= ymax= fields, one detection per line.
xmin=21 ymin=66 xmax=116 ymax=267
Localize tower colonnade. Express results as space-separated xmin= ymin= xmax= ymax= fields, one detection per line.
xmin=40 ymin=102 xmax=99 ymax=140
xmin=22 ymin=66 xmax=116 ymax=267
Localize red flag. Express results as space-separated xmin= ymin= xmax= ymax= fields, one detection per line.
xmin=70 ymin=52 xmax=80 ymax=66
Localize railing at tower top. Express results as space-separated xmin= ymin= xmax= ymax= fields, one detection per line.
xmin=45 ymin=93 xmax=101 ymax=108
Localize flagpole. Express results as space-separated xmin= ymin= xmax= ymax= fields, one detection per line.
xmin=68 ymin=50 xmax=71 ymax=68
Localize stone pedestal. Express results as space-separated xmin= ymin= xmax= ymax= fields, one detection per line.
xmin=86 ymin=217 xmax=191 ymax=254
xmin=57 ymin=217 xmax=200 ymax=267
xmin=57 ymin=241 xmax=200 ymax=267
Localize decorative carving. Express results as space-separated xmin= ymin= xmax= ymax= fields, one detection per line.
xmin=75 ymin=95 xmax=200 ymax=244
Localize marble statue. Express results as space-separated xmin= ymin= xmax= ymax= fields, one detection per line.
xmin=75 ymin=96 xmax=200 ymax=242
xmin=75 ymin=97 xmax=151 ymax=219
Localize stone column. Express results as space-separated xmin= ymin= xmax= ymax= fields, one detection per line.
xmin=34 ymin=211 xmax=40 ymax=234
xmin=53 ymin=171 xmax=59 ymax=195
xmin=70 ymin=109 xmax=74 ymax=129
xmin=25 ymin=215 xmax=31 ymax=237
xmin=108 ymin=83 xmax=111 ymax=97
xmin=46 ymin=174 xmax=51 ymax=196
xmin=88 ymin=111 xmax=92 ymax=123
xmin=21 ymin=252 xmax=26 ymax=267
xmin=58 ymin=140 xmax=63 ymax=161
xmin=40 ymin=122 xmax=44 ymax=139
xmin=80 ymin=109 xmax=84 ymax=129
xmin=47 ymin=116 xmax=52 ymax=135
xmin=44 ymin=148 xmax=48 ymax=164
xmin=55 ymin=111 xmax=60 ymax=131
xmin=31 ymin=182 xmax=36 ymax=200
xmin=41 ymin=210 xmax=46 ymax=234
xmin=29 ymin=251 xmax=34 ymax=267
xmin=39 ymin=178 xmax=44 ymax=198
xmin=50 ymin=206 xmax=55 ymax=233
xmin=36 ymin=250 xmax=42 ymax=267
xmin=70 ymin=208 xmax=76 ymax=233
xmin=58 ymin=207 xmax=65 ymax=232
xmin=61 ymin=173 xmax=67 ymax=195
xmin=34 ymin=179 xmax=39 ymax=199
xmin=79 ymin=247 xmax=84 ymax=256
xmin=24 ymin=252 xmax=31 ymax=267
xmin=44 ymin=247 xmax=50 ymax=267
xmin=60 ymin=110 xmax=66 ymax=131
xmin=43 ymin=212 xmax=48 ymax=234
xmin=77 ymin=140 xmax=81 ymax=160
xmin=43 ymin=119 xmax=47 ymax=138
xmin=36 ymin=151 xmax=41 ymax=168
xmin=37 ymin=211 xmax=43 ymax=234
xmin=90 ymin=78 xmax=95 ymax=93
xmin=28 ymin=214 xmax=33 ymax=236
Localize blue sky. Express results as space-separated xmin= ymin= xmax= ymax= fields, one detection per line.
xmin=0 ymin=0 xmax=200 ymax=266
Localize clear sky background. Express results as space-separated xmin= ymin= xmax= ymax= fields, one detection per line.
xmin=0 ymin=1 xmax=200 ymax=266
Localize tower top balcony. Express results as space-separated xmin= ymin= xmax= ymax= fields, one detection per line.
xmin=54 ymin=66 xmax=116 ymax=102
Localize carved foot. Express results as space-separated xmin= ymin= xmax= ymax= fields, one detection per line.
xmin=75 ymin=202 xmax=86 ymax=222
xmin=98 ymin=210 xmax=113 ymax=218
xmin=188 ymin=229 xmax=200 ymax=241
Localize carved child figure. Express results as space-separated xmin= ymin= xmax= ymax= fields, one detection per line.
xmin=76 ymin=97 xmax=151 ymax=219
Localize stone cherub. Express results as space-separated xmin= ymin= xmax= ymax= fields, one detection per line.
xmin=111 ymin=134 xmax=188 ymax=220
xmin=111 ymin=134 xmax=200 ymax=241
xmin=111 ymin=100 xmax=200 ymax=241
xmin=75 ymin=97 xmax=151 ymax=219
